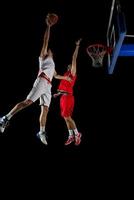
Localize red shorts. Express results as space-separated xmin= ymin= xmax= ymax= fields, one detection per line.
xmin=60 ymin=94 xmax=74 ymax=117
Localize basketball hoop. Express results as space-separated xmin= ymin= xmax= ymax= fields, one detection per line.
xmin=86 ymin=44 xmax=112 ymax=67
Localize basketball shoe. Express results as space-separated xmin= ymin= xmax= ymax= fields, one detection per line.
xmin=65 ymin=135 xmax=75 ymax=145
xmin=0 ymin=116 xmax=9 ymax=133
xmin=75 ymin=132 xmax=82 ymax=146
xmin=36 ymin=131 xmax=48 ymax=145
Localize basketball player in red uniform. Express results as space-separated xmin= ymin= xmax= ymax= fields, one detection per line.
xmin=54 ymin=39 xmax=82 ymax=145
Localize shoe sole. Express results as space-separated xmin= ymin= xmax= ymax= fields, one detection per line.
xmin=65 ymin=139 xmax=75 ymax=145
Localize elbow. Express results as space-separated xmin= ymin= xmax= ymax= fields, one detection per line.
xmin=54 ymin=75 xmax=58 ymax=79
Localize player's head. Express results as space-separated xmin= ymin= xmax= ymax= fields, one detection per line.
xmin=67 ymin=64 xmax=71 ymax=71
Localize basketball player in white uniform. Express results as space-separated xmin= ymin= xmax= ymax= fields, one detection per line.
xmin=0 ymin=14 xmax=69 ymax=145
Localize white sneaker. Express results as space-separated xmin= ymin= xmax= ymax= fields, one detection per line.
xmin=0 ymin=126 xmax=5 ymax=133
xmin=36 ymin=132 xmax=48 ymax=145
xmin=0 ymin=116 xmax=9 ymax=133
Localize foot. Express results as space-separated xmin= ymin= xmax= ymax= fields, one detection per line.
xmin=0 ymin=116 xmax=9 ymax=133
xmin=65 ymin=135 xmax=75 ymax=145
xmin=36 ymin=132 xmax=48 ymax=145
xmin=75 ymin=133 xmax=82 ymax=146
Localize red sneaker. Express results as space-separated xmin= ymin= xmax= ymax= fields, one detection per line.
xmin=75 ymin=133 xmax=82 ymax=146
xmin=65 ymin=135 xmax=75 ymax=145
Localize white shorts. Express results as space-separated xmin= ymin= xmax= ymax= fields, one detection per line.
xmin=26 ymin=77 xmax=52 ymax=107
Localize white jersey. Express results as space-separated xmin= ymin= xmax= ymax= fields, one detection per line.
xmin=38 ymin=56 xmax=55 ymax=81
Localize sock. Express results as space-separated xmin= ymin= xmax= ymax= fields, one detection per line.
xmin=73 ymin=128 xmax=79 ymax=135
xmin=68 ymin=129 xmax=73 ymax=136
xmin=6 ymin=113 xmax=13 ymax=120
xmin=40 ymin=126 xmax=45 ymax=133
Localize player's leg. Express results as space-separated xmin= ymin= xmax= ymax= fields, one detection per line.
xmin=7 ymin=99 xmax=33 ymax=117
xmin=0 ymin=77 xmax=43 ymax=133
xmin=39 ymin=105 xmax=49 ymax=128
xmin=63 ymin=116 xmax=75 ymax=145
xmin=36 ymin=83 xmax=51 ymax=145
xmin=37 ymin=105 xmax=49 ymax=145
xmin=61 ymin=95 xmax=81 ymax=145
xmin=60 ymin=95 xmax=74 ymax=145
xmin=0 ymin=99 xmax=33 ymax=133
xmin=64 ymin=116 xmax=81 ymax=145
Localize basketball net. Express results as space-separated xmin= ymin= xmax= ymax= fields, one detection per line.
xmin=87 ymin=44 xmax=110 ymax=67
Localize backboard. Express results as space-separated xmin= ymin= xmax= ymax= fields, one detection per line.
xmin=106 ymin=0 xmax=134 ymax=74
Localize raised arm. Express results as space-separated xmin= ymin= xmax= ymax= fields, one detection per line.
xmin=40 ymin=14 xmax=53 ymax=58
xmin=71 ymin=39 xmax=82 ymax=76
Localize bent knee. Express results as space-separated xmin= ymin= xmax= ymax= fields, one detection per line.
xmin=41 ymin=105 xmax=49 ymax=112
xmin=64 ymin=116 xmax=71 ymax=122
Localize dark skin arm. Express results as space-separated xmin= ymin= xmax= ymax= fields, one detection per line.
xmin=40 ymin=14 xmax=54 ymax=58
xmin=53 ymin=39 xmax=82 ymax=98
xmin=53 ymin=70 xmax=71 ymax=81
xmin=53 ymin=71 xmax=71 ymax=98
xmin=71 ymin=39 xmax=82 ymax=76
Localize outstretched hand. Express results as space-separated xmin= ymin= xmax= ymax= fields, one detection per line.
xmin=53 ymin=93 xmax=60 ymax=98
xmin=76 ymin=38 xmax=82 ymax=46
xmin=45 ymin=13 xmax=58 ymax=27
xmin=45 ymin=14 xmax=53 ymax=27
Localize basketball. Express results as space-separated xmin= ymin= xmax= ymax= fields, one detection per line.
xmin=47 ymin=13 xmax=59 ymax=25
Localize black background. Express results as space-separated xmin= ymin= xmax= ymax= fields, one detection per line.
xmin=0 ymin=0 xmax=133 ymax=195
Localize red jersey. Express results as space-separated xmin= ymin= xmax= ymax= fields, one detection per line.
xmin=58 ymin=70 xmax=76 ymax=94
